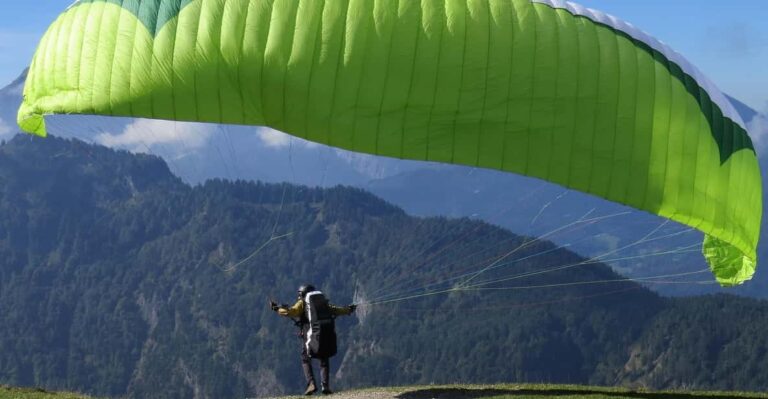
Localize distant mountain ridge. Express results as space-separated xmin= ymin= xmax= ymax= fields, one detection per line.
xmin=728 ymin=95 xmax=760 ymax=124
xmin=0 ymin=135 xmax=767 ymax=398
xmin=0 ymin=69 xmax=26 ymax=138
xmin=1 ymin=69 xmax=766 ymax=298
xmin=0 ymin=68 xmax=26 ymax=94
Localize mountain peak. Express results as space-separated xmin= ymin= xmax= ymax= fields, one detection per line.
xmin=0 ymin=67 xmax=27 ymax=96
xmin=0 ymin=134 xmax=185 ymax=205
xmin=727 ymin=94 xmax=759 ymax=123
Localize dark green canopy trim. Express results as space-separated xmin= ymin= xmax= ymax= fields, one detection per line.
xmin=76 ymin=0 xmax=194 ymax=37
xmin=537 ymin=2 xmax=754 ymax=164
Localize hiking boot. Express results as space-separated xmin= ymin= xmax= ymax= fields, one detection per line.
xmin=321 ymin=385 xmax=333 ymax=395
xmin=304 ymin=381 xmax=317 ymax=396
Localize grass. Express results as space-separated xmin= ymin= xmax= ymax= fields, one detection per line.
xmin=276 ymin=384 xmax=768 ymax=399
xmin=0 ymin=386 xmax=93 ymax=399
xmin=389 ymin=384 xmax=768 ymax=399
xmin=4 ymin=383 xmax=768 ymax=399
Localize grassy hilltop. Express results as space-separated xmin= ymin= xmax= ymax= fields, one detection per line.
xmin=277 ymin=384 xmax=768 ymax=399
xmin=6 ymin=383 xmax=767 ymax=399
xmin=0 ymin=385 xmax=91 ymax=399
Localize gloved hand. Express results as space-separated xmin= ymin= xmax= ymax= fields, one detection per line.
xmin=348 ymin=304 xmax=357 ymax=313
xmin=270 ymin=301 xmax=279 ymax=312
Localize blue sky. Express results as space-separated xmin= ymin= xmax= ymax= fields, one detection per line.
xmin=1 ymin=1 xmax=766 ymax=111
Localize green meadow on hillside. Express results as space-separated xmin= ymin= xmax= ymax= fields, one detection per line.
xmin=0 ymin=386 xmax=92 ymax=399
xmin=12 ymin=382 xmax=768 ymax=399
xmin=275 ymin=384 xmax=768 ymax=399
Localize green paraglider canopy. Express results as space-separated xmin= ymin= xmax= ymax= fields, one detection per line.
xmin=18 ymin=0 xmax=762 ymax=286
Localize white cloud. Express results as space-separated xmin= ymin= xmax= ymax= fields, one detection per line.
xmin=0 ymin=117 xmax=11 ymax=137
xmin=257 ymin=128 xmax=292 ymax=148
xmin=747 ymin=112 xmax=768 ymax=151
xmin=95 ymin=119 xmax=215 ymax=155
xmin=256 ymin=127 xmax=318 ymax=149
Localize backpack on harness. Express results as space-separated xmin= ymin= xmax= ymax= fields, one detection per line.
xmin=304 ymin=291 xmax=337 ymax=358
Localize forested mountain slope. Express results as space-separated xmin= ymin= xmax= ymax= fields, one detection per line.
xmin=0 ymin=135 xmax=766 ymax=398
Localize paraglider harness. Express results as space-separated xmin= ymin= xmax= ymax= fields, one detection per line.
xmin=290 ymin=291 xmax=338 ymax=359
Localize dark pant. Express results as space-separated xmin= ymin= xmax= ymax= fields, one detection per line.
xmin=300 ymin=338 xmax=330 ymax=387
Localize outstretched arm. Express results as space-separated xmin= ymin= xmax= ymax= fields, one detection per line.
xmin=330 ymin=303 xmax=357 ymax=316
xmin=272 ymin=299 xmax=304 ymax=318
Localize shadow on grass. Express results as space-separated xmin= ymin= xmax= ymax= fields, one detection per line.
xmin=396 ymin=387 xmax=752 ymax=399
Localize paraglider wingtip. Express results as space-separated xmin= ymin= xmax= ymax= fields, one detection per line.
xmin=703 ymin=235 xmax=757 ymax=287
xmin=17 ymin=109 xmax=47 ymax=137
